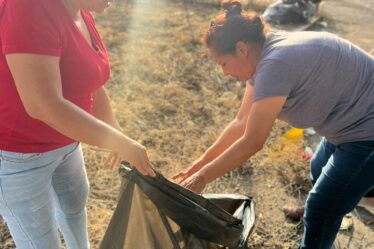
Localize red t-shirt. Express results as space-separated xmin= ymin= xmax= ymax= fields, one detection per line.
xmin=0 ymin=0 xmax=110 ymax=152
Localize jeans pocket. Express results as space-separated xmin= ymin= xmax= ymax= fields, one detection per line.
xmin=61 ymin=143 xmax=80 ymax=161
xmin=0 ymin=151 xmax=42 ymax=163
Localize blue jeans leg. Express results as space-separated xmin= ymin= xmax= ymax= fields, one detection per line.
xmin=311 ymin=138 xmax=374 ymax=197
xmin=0 ymin=143 xmax=90 ymax=249
xmin=310 ymin=138 xmax=336 ymax=185
xmin=52 ymin=144 xmax=90 ymax=249
xmin=301 ymin=141 xmax=374 ymax=249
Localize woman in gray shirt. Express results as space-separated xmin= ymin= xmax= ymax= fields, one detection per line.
xmin=174 ymin=1 xmax=374 ymax=248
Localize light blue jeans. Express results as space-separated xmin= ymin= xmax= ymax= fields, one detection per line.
xmin=0 ymin=143 xmax=90 ymax=249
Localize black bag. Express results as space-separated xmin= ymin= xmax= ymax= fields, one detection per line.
xmin=100 ymin=164 xmax=256 ymax=249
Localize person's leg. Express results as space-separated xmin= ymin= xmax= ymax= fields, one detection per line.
xmin=358 ymin=189 xmax=374 ymax=213
xmin=309 ymin=138 xmax=336 ymax=185
xmin=310 ymin=138 xmax=374 ymax=210
xmin=0 ymin=150 xmax=62 ymax=249
xmin=358 ymin=197 xmax=374 ymax=213
xmin=364 ymin=189 xmax=374 ymax=197
xmin=283 ymin=138 xmax=336 ymax=220
xmin=300 ymin=141 xmax=374 ymax=249
xmin=52 ymin=143 xmax=90 ymax=249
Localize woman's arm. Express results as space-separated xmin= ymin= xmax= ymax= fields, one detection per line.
xmin=92 ymin=86 xmax=121 ymax=130
xmin=6 ymin=53 xmax=155 ymax=176
xmin=173 ymin=84 xmax=253 ymax=181
xmin=198 ymin=84 xmax=254 ymax=164
xmin=181 ymin=95 xmax=287 ymax=192
xmin=92 ymin=86 xmax=125 ymax=169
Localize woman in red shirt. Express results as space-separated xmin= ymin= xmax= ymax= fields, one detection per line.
xmin=0 ymin=0 xmax=155 ymax=248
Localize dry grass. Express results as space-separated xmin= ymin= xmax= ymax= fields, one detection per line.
xmin=2 ymin=1 xmax=373 ymax=248
xmin=85 ymin=1 xmax=310 ymax=248
xmin=0 ymin=1 xmax=312 ymax=248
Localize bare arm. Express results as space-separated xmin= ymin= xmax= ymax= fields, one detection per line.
xmin=173 ymin=83 xmax=253 ymax=180
xmin=182 ymin=96 xmax=287 ymax=192
xmin=92 ymin=86 xmax=125 ymax=169
xmin=6 ymin=53 xmax=154 ymax=176
xmin=199 ymin=84 xmax=254 ymax=163
xmin=92 ymin=86 xmax=121 ymax=130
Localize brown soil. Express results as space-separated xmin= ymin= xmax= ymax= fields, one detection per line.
xmin=1 ymin=0 xmax=373 ymax=248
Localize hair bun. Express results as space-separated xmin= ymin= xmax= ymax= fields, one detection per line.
xmin=222 ymin=0 xmax=242 ymax=16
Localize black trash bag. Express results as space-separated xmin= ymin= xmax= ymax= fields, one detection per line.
xmin=100 ymin=164 xmax=256 ymax=249
xmin=262 ymin=0 xmax=316 ymax=24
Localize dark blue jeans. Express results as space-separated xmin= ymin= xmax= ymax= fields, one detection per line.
xmin=300 ymin=138 xmax=374 ymax=249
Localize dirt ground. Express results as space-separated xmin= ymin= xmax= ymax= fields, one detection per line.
xmin=0 ymin=0 xmax=373 ymax=248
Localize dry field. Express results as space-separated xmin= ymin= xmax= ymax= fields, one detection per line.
xmin=1 ymin=0 xmax=373 ymax=248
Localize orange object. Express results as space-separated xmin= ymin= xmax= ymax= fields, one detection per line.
xmin=285 ymin=128 xmax=304 ymax=139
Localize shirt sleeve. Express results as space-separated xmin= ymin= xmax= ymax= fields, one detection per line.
xmin=1 ymin=0 xmax=62 ymax=56
xmin=252 ymin=59 xmax=296 ymax=102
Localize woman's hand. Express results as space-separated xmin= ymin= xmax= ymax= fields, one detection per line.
xmin=119 ymin=141 xmax=156 ymax=177
xmin=104 ymin=151 xmax=122 ymax=170
xmin=180 ymin=172 xmax=207 ymax=193
xmin=172 ymin=159 xmax=205 ymax=184
xmin=172 ymin=168 xmax=193 ymax=184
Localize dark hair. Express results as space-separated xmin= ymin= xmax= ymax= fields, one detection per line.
xmin=204 ymin=0 xmax=269 ymax=55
